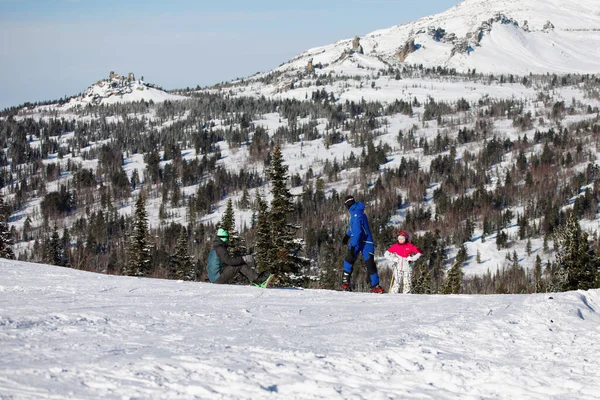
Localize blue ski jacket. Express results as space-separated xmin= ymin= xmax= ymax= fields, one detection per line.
xmin=345 ymin=201 xmax=374 ymax=249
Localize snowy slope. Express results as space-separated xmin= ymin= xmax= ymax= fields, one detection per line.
xmin=84 ymin=82 xmax=187 ymax=107
xmin=272 ymin=0 xmax=600 ymax=76
xmin=1 ymin=259 xmax=599 ymax=399
xmin=33 ymin=73 xmax=187 ymax=112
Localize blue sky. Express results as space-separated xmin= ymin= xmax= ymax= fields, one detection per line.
xmin=0 ymin=0 xmax=460 ymax=109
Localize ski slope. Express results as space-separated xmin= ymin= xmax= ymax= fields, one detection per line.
xmin=1 ymin=259 xmax=599 ymax=399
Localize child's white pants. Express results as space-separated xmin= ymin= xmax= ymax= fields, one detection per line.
xmin=392 ymin=258 xmax=412 ymax=294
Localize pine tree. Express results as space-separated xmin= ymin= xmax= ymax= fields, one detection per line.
xmin=518 ymin=214 xmax=529 ymax=240
xmin=496 ymin=227 xmax=508 ymax=249
xmin=61 ymin=226 xmax=71 ymax=267
xmin=317 ymin=242 xmax=339 ymax=290
xmin=172 ymin=229 xmax=195 ymax=281
xmin=130 ymin=168 xmax=139 ymax=190
xmin=254 ymin=191 xmax=272 ymax=273
xmin=534 ymin=254 xmax=543 ymax=292
xmin=22 ymin=216 xmax=32 ymax=242
xmin=412 ymin=263 xmax=432 ymax=294
xmin=511 ymin=250 xmax=520 ymax=270
xmin=187 ymin=199 xmax=197 ymax=226
xmin=553 ymin=215 xmax=600 ymax=291
xmin=456 ymin=244 xmax=467 ymax=265
xmin=159 ymin=202 xmax=167 ymax=221
xmin=124 ymin=193 xmax=152 ymax=276
xmin=221 ymin=199 xmax=235 ymax=233
xmin=526 ymin=239 xmax=532 ymax=256
xmin=482 ymin=216 xmax=491 ymax=242
xmin=442 ymin=260 xmax=462 ymax=294
xmin=0 ymin=193 xmax=14 ymax=259
xmin=220 ymin=198 xmax=246 ymax=257
xmin=44 ymin=226 xmax=65 ymax=266
xmin=239 ymin=189 xmax=250 ymax=210
xmin=267 ymin=146 xmax=308 ymax=282
xmin=464 ymin=218 xmax=474 ymax=242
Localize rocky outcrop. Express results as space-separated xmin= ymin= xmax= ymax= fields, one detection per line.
xmin=474 ymin=14 xmax=519 ymax=44
xmin=352 ymin=36 xmax=364 ymax=54
xmin=397 ymin=39 xmax=416 ymax=62
xmin=447 ymin=13 xmax=523 ymax=57
xmin=491 ymin=13 xmax=519 ymax=27
xmin=398 ymin=13 xmax=524 ymax=60
xmin=450 ymin=38 xmax=471 ymax=57
xmin=82 ymin=71 xmax=146 ymax=105
xmin=392 ymin=12 xmax=535 ymax=63
xmin=543 ymin=20 xmax=555 ymax=31
xmin=428 ymin=27 xmax=446 ymax=42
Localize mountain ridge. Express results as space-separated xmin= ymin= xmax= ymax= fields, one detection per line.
xmin=270 ymin=0 xmax=600 ymax=77
xmin=11 ymin=0 xmax=600 ymax=113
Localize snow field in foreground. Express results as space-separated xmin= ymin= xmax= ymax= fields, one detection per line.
xmin=1 ymin=259 xmax=599 ymax=399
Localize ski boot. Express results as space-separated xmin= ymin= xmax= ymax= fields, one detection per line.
xmin=370 ymin=284 xmax=385 ymax=294
xmin=252 ymin=271 xmax=274 ymax=288
xmin=341 ymin=271 xmax=352 ymax=291
xmin=253 ymin=271 xmax=271 ymax=284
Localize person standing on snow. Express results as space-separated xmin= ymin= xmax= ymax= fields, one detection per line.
xmin=384 ymin=230 xmax=423 ymax=293
xmin=341 ymin=195 xmax=384 ymax=293
xmin=207 ymin=228 xmax=270 ymax=285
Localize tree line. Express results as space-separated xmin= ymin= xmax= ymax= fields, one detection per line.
xmin=1 ymin=69 xmax=600 ymax=293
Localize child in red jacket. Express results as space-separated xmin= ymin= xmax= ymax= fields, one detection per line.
xmin=384 ymin=230 xmax=423 ymax=293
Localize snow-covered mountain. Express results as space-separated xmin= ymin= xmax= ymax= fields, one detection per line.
xmin=2 ymin=259 xmax=599 ymax=399
xmin=3 ymin=0 xmax=600 ymax=290
xmin=37 ymin=71 xmax=188 ymax=111
xmin=272 ymin=0 xmax=600 ymax=76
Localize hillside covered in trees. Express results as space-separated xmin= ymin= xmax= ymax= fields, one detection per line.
xmin=1 ymin=65 xmax=600 ymax=293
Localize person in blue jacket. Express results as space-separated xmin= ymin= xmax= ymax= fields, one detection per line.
xmin=342 ymin=195 xmax=384 ymax=293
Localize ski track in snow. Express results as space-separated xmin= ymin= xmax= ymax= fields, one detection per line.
xmin=1 ymin=260 xmax=599 ymax=399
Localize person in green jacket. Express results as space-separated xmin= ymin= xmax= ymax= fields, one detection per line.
xmin=207 ymin=228 xmax=269 ymax=285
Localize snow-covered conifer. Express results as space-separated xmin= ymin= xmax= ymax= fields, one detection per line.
xmin=553 ymin=215 xmax=600 ymax=291
xmin=124 ymin=193 xmax=152 ymax=276
xmin=172 ymin=229 xmax=195 ymax=281
xmin=0 ymin=193 xmax=14 ymax=259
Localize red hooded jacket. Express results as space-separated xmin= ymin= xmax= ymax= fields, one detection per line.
xmin=386 ymin=242 xmax=423 ymax=258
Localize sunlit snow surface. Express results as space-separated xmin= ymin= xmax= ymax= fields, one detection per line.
xmin=274 ymin=0 xmax=600 ymax=76
xmin=1 ymin=259 xmax=599 ymax=399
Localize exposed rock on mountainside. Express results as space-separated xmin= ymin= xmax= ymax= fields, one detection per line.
xmin=351 ymin=36 xmax=364 ymax=54
xmin=397 ymin=39 xmax=416 ymax=62
xmin=86 ymin=71 xmax=143 ymax=106
xmin=35 ymin=71 xmax=189 ymax=110
xmin=270 ymin=0 xmax=600 ymax=76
